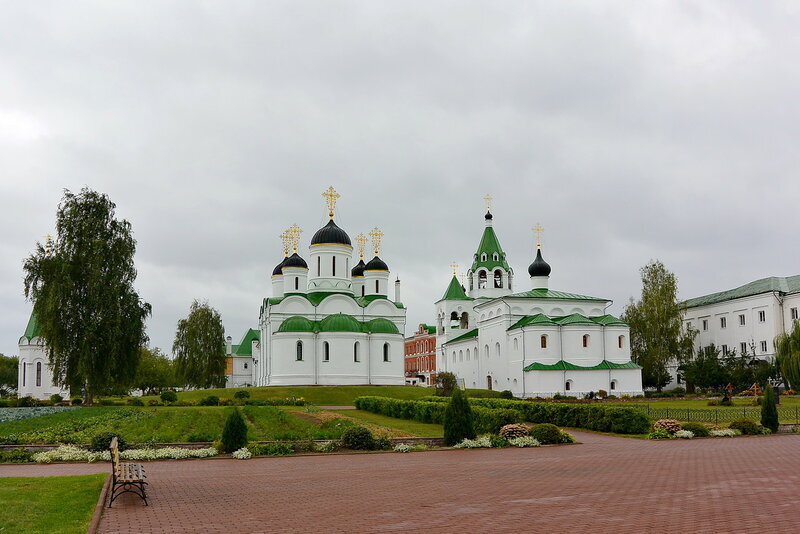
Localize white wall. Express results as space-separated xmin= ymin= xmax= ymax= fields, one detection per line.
xmin=17 ymin=337 xmax=69 ymax=400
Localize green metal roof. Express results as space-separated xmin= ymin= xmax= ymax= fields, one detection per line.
xmin=447 ymin=328 xmax=479 ymax=344
xmin=508 ymin=314 xmax=557 ymax=330
xmin=269 ymin=292 xmax=404 ymax=309
xmin=364 ymin=318 xmax=400 ymax=334
xmin=319 ymin=313 xmax=363 ymax=333
xmin=469 ymin=226 xmax=511 ymax=272
xmin=22 ymin=313 xmax=40 ymax=340
xmin=422 ymin=324 xmax=437 ymax=335
xmin=552 ymin=313 xmax=597 ymax=326
xmin=355 ymin=294 xmax=405 ymax=309
xmin=590 ymin=314 xmax=628 ymax=327
xmin=234 ymin=329 xmax=260 ymax=356
xmin=505 ymin=288 xmax=607 ymax=302
xmin=439 ymin=276 xmax=472 ymax=302
xmin=523 ymin=360 xmax=643 ymax=371
xmin=682 ymin=275 xmax=800 ymax=309
xmin=276 ymin=314 xmax=401 ymax=335
xmin=278 ymin=316 xmax=317 ymax=333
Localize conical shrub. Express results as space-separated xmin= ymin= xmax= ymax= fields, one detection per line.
xmin=444 ymin=388 xmax=476 ymax=446
xmin=221 ymin=408 xmax=249 ymax=453
xmin=761 ymin=384 xmax=779 ymax=433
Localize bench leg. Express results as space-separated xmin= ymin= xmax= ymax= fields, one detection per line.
xmin=108 ymin=481 xmax=149 ymax=507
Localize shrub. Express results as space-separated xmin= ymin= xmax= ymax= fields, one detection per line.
xmin=710 ymin=429 xmax=740 ymax=437
xmin=672 ymin=387 xmax=687 ymax=396
xmin=234 ymin=390 xmax=251 ymax=400
xmin=315 ymin=440 xmax=339 ymax=453
xmin=653 ymin=419 xmax=682 ymax=434
xmin=49 ymin=394 xmax=63 ymax=404
xmin=443 ymin=388 xmax=476 ymax=446
xmin=341 ymin=426 xmax=375 ymax=450
xmin=487 ymin=434 xmax=510 ymax=448
xmin=221 ymin=409 xmax=249 ymax=453
xmin=499 ymin=424 xmax=529 ymax=440
xmin=147 ymin=399 xmax=160 ymax=406
xmin=394 ymin=443 xmax=412 ymax=453
xmin=160 ymin=390 xmax=178 ymax=404
xmin=647 ymin=428 xmax=671 ymax=440
xmin=761 ymin=385 xmax=779 ymax=433
xmin=71 ymin=398 xmax=83 ymax=405
xmin=374 ymin=435 xmax=392 ymax=451
xmin=434 ymin=372 xmax=457 ymax=397
xmin=674 ymin=430 xmax=694 ymax=439
xmin=499 ymin=390 xmax=514 ymax=399
xmin=509 ymin=436 xmax=541 ymax=448
xmin=127 ymin=398 xmax=145 ymax=406
xmin=681 ymin=422 xmax=710 ymax=438
xmin=0 ymin=448 xmax=34 ymax=463
xmin=729 ymin=418 xmax=761 ymax=435
xmin=17 ymin=396 xmax=35 ymax=407
xmin=198 ymin=395 xmax=220 ymax=406
xmin=453 ymin=436 xmax=492 ymax=449
xmin=597 ymin=390 xmax=608 ymax=399
xmin=528 ymin=423 xmax=562 ymax=445
xmin=90 ymin=432 xmax=126 ymax=452
xmin=232 ymin=447 xmax=252 ymax=460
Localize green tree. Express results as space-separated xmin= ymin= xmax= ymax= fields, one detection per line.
xmin=221 ymin=408 xmax=248 ymax=453
xmin=775 ymin=321 xmax=800 ymax=390
xmin=443 ymin=387 xmax=475 ymax=446
xmin=683 ymin=345 xmax=728 ymax=391
xmin=23 ymin=188 xmax=151 ymax=404
xmin=173 ymin=300 xmax=226 ymax=389
xmin=133 ymin=347 xmax=179 ymax=395
xmin=761 ymin=384 xmax=779 ymax=433
xmin=434 ymin=371 xmax=458 ymax=397
xmin=0 ymin=354 xmax=18 ymax=396
xmin=622 ymin=260 xmax=696 ymax=391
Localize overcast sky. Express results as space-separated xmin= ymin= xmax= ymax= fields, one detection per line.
xmin=2 ymin=1 xmax=799 ymax=357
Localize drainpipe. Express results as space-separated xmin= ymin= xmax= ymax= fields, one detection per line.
xmin=560 ymin=322 xmax=566 ymax=395
xmin=522 ymin=327 xmax=527 ymax=398
xmin=367 ymin=334 xmax=372 ymax=385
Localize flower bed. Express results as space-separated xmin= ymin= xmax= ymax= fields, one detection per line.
xmin=31 ymin=445 xmax=218 ymax=463
xmin=0 ymin=407 xmax=79 ymax=423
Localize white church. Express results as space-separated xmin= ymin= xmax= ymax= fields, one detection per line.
xmin=17 ymin=313 xmax=69 ymax=400
xmin=229 ymin=187 xmax=407 ymax=387
xmin=436 ymin=203 xmax=643 ymax=398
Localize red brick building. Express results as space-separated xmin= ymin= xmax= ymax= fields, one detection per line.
xmin=404 ymin=323 xmax=437 ymax=386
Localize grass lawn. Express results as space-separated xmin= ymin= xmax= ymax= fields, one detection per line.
xmin=0 ymin=474 xmax=106 ymax=534
xmin=330 ymin=409 xmax=443 ymax=437
xmin=136 ymin=385 xmax=497 ymax=406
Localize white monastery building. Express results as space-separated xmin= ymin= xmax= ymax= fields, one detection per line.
xmin=227 ymin=187 xmax=406 ymax=387
xmin=669 ymin=276 xmax=800 ymax=387
xmin=17 ymin=313 xmax=69 ymax=400
xmin=436 ymin=203 xmax=643 ymax=398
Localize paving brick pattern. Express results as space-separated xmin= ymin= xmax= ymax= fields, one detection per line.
xmin=3 ymin=432 xmax=800 ymax=533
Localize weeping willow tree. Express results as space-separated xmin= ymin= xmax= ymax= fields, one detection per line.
xmin=775 ymin=321 xmax=800 ymax=390
xmin=23 ymin=188 xmax=151 ymax=404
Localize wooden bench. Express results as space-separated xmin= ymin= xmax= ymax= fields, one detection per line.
xmin=108 ymin=436 xmax=148 ymax=507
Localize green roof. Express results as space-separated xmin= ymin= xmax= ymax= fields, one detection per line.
xmin=682 ymin=275 xmax=800 ymax=309
xmin=590 ymin=314 xmax=627 ymax=327
xmin=319 ymin=313 xmax=363 ymax=333
xmin=22 ymin=313 xmax=40 ymax=340
xmin=470 ymin=226 xmax=511 ymax=272
xmin=364 ymin=318 xmax=400 ymax=334
xmin=508 ymin=314 xmax=557 ymax=330
xmin=552 ymin=313 xmax=597 ymax=326
xmin=439 ymin=276 xmax=472 ymax=302
xmin=447 ymin=328 xmax=479 ymax=344
xmin=278 ymin=316 xmax=317 ymax=333
xmin=422 ymin=324 xmax=437 ymax=335
xmin=234 ymin=329 xmax=260 ymax=356
xmin=505 ymin=288 xmax=607 ymax=302
xmin=524 ymin=360 xmax=643 ymax=371
xmin=268 ymin=292 xmax=404 ymax=309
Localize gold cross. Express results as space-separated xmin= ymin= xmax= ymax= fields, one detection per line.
xmin=287 ymin=224 xmax=302 ymax=253
xmin=368 ymin=227 xmax=383 ymax=256
xmin=355 ymin=233 xmax=367 ymax=260
xmin=533 ymin=223 xmax=544 ymax=249
xmin=279 ymin=230 xmax=291 ymax=257
xmin=484 ymin=194 xmax=492 ymax=212
xmin=322 ymin=186 xmax=340 ymax=219
xmin=450 ymin=262 xmax=459 ymax=276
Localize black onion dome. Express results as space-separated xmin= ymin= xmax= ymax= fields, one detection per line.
xmin=310 ymin=219 xmax=351 ymax=246
xmin=364 ymin=255 xmax=389 ymax=271
xmin=528 ymin=249 xmax=551 ymax=277
xmin=272 ymin=257 xmax=287 ymax=276
xmin=283 ymin=252 xmax=308 ymax=269
xmin=485 ymin=210 xmax=493 ymax=220
xmin=351 ymin=259 xmax=366 ymax=277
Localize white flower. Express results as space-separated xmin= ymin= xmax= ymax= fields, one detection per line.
xmin=710 ymin=429 xmax=740 ymax=437
xmin=393 ymin=444 xmax=411 ymax=453
xmin=232 ymin=448 xmax=252 ymax=460
xmin=674 ymin=430 xmax=694 ymax=439
xmin=509 ymin=436 xmax=541 ymax=448
xmin=453 ymin=436 xmax=493 ymax=449
xmin=315 ymin=441 xmax=339 ymax=453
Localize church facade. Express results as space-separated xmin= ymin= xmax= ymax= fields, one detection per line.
xmin=239 ymin=187 xmax=406 ymax=386
xmin=17 ymin=313 xmax=70 ymax=400
xmin=436 ymin=206 xmax=643 ymax=398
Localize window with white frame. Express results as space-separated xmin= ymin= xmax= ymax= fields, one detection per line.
xmin=702 ymin=319 xmax=708 ymax=331
xmin=792 ymin=307 xmax=799 ymax=320
xmin=738 ymin=314 xmax=745 ymax=326
xmin=720 ymin=317 xmax=727 ymax=328
xmin=760 ymin=340 xmax=768 ymax=353
xmin=740 ymin=342 xmax=748 ymax=354
xmin=758 ymin=310 xmax=766 ymax=323
xmin=323 ymin=341 xmax=330 ymax=362
xmin=721 ymin=344 xmax=729 ymax=355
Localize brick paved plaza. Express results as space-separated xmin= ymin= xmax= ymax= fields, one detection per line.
xmin=3 ymin=431 xmax=800 ymax=533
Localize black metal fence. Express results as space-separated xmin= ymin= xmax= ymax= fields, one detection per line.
xmin=630 ymin=405 xmax=800 ymax=424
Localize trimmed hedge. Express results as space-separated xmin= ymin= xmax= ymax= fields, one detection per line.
xmin=419 ymin=396 xmax=650 ymax=435
xmin=354 ymin=396 xmax=520 ymax=434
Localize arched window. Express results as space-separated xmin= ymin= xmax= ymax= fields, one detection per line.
xmin=565 ymin=380 xmax=572 ymax=391
xmin=541 ymin=335 xmax=548 ymax=349
xmin=295 ymin=277 xmax=299 ymax=291
xmin=354 ymin=342 xmax=360 ymax=362
xmin=618 ymin=335 xmax=624 ymax=349
xmin=361 ymin=286 xmax=365 ymax=297
xmin=36 ymin=362 xmax=42 ymax=387
xmin=481 ymin=253 xmax=487 ymax=261
xmin=495 ymin=342 xmax=501 ymax=358
xmin=22 ymin=362 xmax=26 ymax=387
xmin=332 ymin=256 xmax=336 ymax=277
xmin=513 ymin=338 xmax=518 ymax=350
xmin=346 ymin=257 xmax=349 ymax=273
xmin=583 ymin=334 xmax=589 ymax=348
xmin=466 ymin=349 xmax=471 ymax=361
xmin=459 ymin=350 xmax=463 ymax=362
xmin=494 ymin=269 xmax=502 ymax=288
xmin=323 ymin=341 xmax=330 ymax=362
xmin=478 ymin=270 xmax=487 ymax=289
xmin=610 ymin=379 xmax=617 ymax=391
xmin=493 ymin=253 xmax=499 ymax=261
xmin=296 ymin=341 xmax=303 ymax=361
xmin=453 ymin=351 xmax=457 ymax=363
xmin=244 ymin=362 xmax=248 ymax=369
xmin=375 ymin=280 xmax=379 ymax=293
xmin=460 ymin=312 xmax=469 ymax=329
xmin=383 ymin=343 xmax=390 ymax=362
xmin=317 ymin=256 xmax=321 ymax=276
xmin=450 ymin=311 xmax=459 ymax=328
xmin=469 ymin=273 xmax=474 ymax=290
xmin=485 ymin=344 xmax=489 ymax=359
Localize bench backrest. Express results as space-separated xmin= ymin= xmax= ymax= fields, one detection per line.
xmin=110 ymin=437 xmax=121 ymax=478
